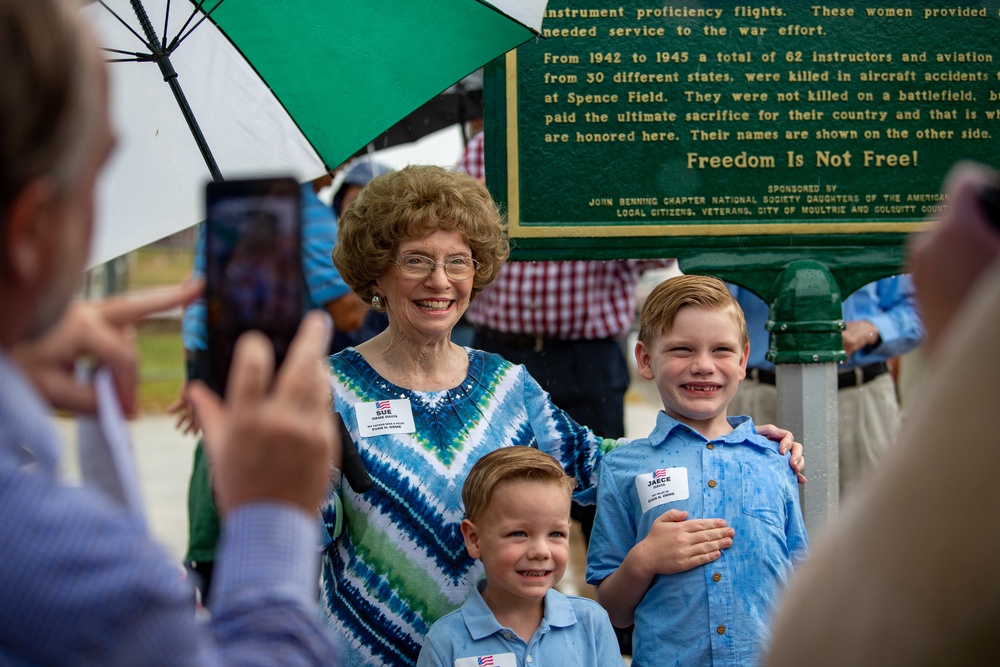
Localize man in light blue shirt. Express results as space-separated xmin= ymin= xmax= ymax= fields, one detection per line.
xmin=730 ymin=276 xmax=925 ymax=493
xmin=0 ymin=2 xmax=340 ymax=663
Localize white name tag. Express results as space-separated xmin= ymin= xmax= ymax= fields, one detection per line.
xmin=454 ymin=653 xmax=516 ymax=667
xmin=635 ymin=467 xmax=689 ymax=513
xmin=355 ymin=399 xmax=416 ymax=437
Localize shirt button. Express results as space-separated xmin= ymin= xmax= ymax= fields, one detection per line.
xmin=717 ymin=625 xmax=726 ymax=635
xmin=527 ymin=656 xmax=533 ymax=663
xmin=706 ymin=443 xmax=714 ymax=450
xmin=712 ymin=573 xmax=722 ymax=582
xmin=708 ymin=479 xmax=717 ymax=488
xmin=503 ymin=632 xmax=512 ymax=640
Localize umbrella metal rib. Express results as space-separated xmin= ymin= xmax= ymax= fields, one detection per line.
xmin=127 ymin=0 xmax=223 ymax=181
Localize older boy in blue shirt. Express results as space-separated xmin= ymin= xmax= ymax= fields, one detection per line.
xmin=587 ymin=275 xmax=808 ymax=667
xmin=418 ymin=447 xmax=623 ymax=667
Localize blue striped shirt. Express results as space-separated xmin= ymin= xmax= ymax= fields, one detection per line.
xmin=0 ymin=352 xmax=341 ymax=665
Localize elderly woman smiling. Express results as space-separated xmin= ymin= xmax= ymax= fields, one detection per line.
xmin=322 ymin=165 xmax=803 ymax=666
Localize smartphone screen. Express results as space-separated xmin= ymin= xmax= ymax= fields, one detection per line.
xmin=204 ymin=177 xmax=303 ymax=395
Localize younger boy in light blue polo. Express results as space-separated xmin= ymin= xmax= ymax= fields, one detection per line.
xmin=417 ymin=447 xmax=623 ymax=667
xmin=586 ymin=275 xmax=808 ymax=667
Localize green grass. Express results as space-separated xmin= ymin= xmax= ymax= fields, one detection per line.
xmin=128 ymin=247 xmax=194 ymax=290
xmin=129 ymin=242 xmax=194 ymax=413
xmin=137 ymin=324 xmax=185 ymax=414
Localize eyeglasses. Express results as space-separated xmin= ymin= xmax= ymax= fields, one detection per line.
xmin=390 ymin=254 xmax=479 ymax=280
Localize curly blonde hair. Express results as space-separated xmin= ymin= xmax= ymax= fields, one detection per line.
xmin=332 ymin=165 xmax=509 ymax=304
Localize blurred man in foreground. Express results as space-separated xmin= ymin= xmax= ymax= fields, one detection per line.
xmin=0 ymin=0 xmax=341 ymax=663
xmin=766 ymin=162 xmax=1000 ymax=665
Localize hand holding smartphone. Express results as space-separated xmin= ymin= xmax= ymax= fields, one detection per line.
xmin=204 ymin=177 xmax=373 ymax=493
xmin=204 ymin=177 xmax=304 ymax=395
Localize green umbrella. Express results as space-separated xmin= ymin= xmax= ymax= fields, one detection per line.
xmin=84 ymin=0 xmax=546 ymax=265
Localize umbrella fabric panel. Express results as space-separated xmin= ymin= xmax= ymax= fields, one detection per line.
xmin=206 ymin=0 xmax=537 ymax=167
xmin=85 ymin=1 xmax=324 ymax=267
xmin=483 ymin=0 xmax=547 ymax=32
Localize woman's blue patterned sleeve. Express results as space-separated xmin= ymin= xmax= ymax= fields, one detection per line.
xmin=519 ymin=365 xmax=610 ymax=505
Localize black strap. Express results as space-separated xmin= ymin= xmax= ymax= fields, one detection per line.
xmin=750 ymin=362 xmax=888 ymax=389
xmin=339 ymin=417 xmax=374 ymax=494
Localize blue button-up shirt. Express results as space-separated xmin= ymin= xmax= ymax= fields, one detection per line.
xmin=587 ymin=412 xmax=808 ymax=667
xmin=731 ymin=275 xmax=924 ymax=370
xmin=417 ymin=580 xmax=624 ymax=667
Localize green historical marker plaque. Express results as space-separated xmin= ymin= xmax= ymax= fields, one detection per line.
xmin=485 ymin=0 xmax=1000 ymax=293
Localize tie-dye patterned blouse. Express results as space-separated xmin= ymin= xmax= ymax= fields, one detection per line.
xmin=320 ymin=347 xmax=613 ymax=666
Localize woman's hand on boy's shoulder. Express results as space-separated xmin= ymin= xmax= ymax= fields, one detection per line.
xmin=757 ymin=424 xmax=807 ymax=484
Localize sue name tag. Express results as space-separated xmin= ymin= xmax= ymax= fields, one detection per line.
xmin=355 ymin=399 xmax=416 ymax=438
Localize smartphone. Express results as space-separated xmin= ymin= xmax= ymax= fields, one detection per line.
xmin=204 ymin=177 xmax=303 ymax=395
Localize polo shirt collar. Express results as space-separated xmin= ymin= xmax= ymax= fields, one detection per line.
xmin=462 ymin=579 xmax=578 ymax=641
xmin=649 ymin=411 xmax=780 ymax=455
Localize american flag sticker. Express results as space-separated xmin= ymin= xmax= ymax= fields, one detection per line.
xmin=454 ymin=652 xmax=515 ymax=667
xmin=654 ymin=469 xmax=668 ymax=479
xmin=375 ymin=400 xmax=392 ymax=410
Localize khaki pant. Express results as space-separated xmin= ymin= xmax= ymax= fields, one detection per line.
xmin=729 ymin=371 xmax=900 ymax=495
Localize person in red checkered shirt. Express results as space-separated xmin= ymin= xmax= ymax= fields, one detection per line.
xmin=456 ymin=130 xmax=485 ymax=186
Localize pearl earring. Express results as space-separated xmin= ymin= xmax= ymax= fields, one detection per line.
xmin=371 ymin=294 xmax=384 ymax=311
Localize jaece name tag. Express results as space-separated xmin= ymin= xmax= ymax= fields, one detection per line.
xmin=635 ymin=467 xmax=689 ymax=513
xmin=454 ymin=653 xmax=516 ymax=667
xmin=355 ymin=398 xmax=416 ymax=438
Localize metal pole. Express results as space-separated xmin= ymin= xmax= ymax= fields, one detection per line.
xmin=129 ymin=0 xmax=224 ymax=183
xmin=767 ymin=260 xmax=845 ymax=538
xmin=776 ymin=363 xmax=839 ymax=534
